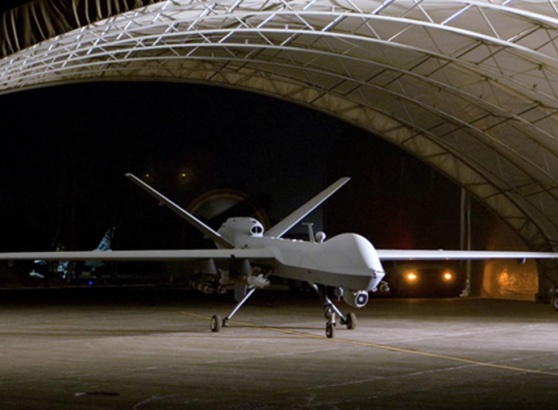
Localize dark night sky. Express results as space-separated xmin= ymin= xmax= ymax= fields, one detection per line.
xmin=0 ymin=82 xmax=341 ymax=248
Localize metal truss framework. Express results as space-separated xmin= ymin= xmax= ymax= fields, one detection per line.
xmin=2 ymin=0 xmax=558 ymax=285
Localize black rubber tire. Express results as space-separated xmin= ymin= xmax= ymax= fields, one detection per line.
xmin=326 ymin=322 xmax=335 ymax=338
xmin=210 ymin=315 xmax=222 ymax=332
xmin=346 ymin=312 xmax=357 ymax=330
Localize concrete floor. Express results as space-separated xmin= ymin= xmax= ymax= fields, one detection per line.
xmin=0 ymin=288 xmax=557 ymax=409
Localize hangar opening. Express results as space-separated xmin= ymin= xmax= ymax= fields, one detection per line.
xmin=0 ymin=79 xmax=541 ymax=301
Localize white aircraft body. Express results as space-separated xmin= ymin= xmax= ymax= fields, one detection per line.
xmin=2 ymin=174 xmax=558 ymax=338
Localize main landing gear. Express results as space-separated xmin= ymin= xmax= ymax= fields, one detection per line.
xmin=210 ymin=286 xmax=257 ymax=332
xmin=209 ymin=283 xmax=357 ymax=339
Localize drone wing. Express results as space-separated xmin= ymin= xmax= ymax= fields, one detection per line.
xmin=0 ymin=248 xmax=276 ymax=262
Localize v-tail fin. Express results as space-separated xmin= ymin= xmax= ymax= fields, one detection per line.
xmin=264 ymin=177 xmax=350 ymax=238
xmin=94 ymin=227 xmax=114 ymax=251
xmin=126 ymin=173 xmax=234 ymax=249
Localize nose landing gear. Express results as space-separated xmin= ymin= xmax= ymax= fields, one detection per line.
xmin=313 ymin=284 xmax=357 ymax=338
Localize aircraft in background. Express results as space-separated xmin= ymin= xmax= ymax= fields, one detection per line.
xmin=81 ymin=226 xmax=114 ymax=275
xmin=29 ymin=227 xmax=115 ymax=282
xmin=3 ymin=174 xmax=558 ymax=338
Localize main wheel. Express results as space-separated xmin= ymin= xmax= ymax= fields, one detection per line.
xmin=552 ymin=295 xmax=558 ymax=311
xmin=210 ymin=315 xmax=222 ymax=332
xmin=345 ymin=312 xmax=357 ymax=330
xmin=325 ymin=322 xmax=335 ymax=338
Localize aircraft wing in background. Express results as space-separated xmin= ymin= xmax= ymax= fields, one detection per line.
xmin=376 ymin=249 xmax=557 ymax=261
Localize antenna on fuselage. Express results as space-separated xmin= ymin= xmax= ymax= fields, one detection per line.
xmin=302 ymin=222 xmax=327 ymax=243
xmin=126 ymin=173 xmax=235 ymax=249
xmin=303 ymin=222 xmax=316 ymax=243
xmin=264 ymin=177 xmax=350 ymax=239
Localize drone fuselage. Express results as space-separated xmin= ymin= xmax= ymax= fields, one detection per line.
xmin=218 ymin=217 xmax=385 ymax=293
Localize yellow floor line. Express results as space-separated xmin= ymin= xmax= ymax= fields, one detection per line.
xmin=180 ymin=311 xmax=558 ymax=377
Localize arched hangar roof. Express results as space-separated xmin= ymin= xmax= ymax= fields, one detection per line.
xmin=2 ymin=0 xmax=558 ymax=256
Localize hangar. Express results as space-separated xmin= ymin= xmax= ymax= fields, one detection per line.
xmin=2 ymin=3 xmax=558 ymax=408
xmin=2 ymin=0 xmax=558 ymax=297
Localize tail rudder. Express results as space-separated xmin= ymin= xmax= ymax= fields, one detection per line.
xmin=126 ymin=173 xmax=234 ymax=249
xmin=264 ymin=177 xmax=350 ymax=238
xmin=94 ymin=227 xmax=114 ymax=251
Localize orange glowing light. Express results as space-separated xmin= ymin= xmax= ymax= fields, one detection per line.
xmin=406 ymin=272 xmax=418 ymax=283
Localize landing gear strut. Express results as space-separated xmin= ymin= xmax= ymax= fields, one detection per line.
xmin=210 ymin=283 xmax=357 ymax=339
xmin=210 ymin=286 xmax=257 ymax=332
xmin=311 ymin=284 xmax=357 ymax=338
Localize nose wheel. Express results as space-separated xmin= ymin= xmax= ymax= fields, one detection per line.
xmin=325 ymin=306 xmax=336 ymax=338
xmin=345 ymin=312 xmax=357 ymax=330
